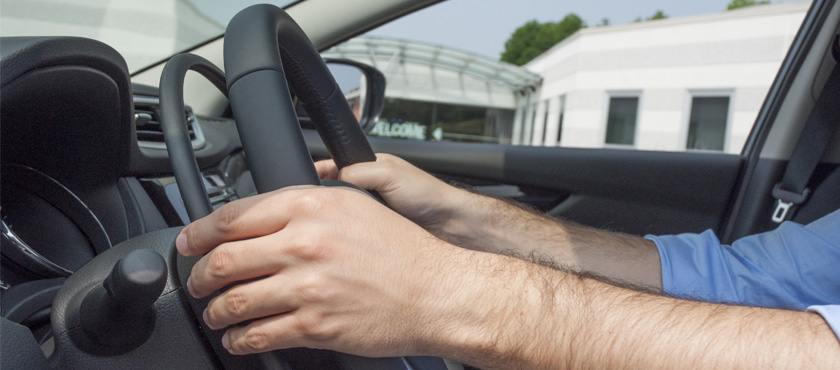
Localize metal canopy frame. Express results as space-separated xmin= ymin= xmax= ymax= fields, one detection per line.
xmin=322 ymin=36 xmax=542 ymax=92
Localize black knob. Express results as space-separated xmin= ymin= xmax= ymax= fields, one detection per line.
xmin=80 ymin=249 xmax=167 ymax=352
xmin=102 ymin=248 xmax=167 ymax=308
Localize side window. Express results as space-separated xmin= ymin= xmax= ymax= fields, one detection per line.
xmin=323 ymin=1 xmax=809 ymax=154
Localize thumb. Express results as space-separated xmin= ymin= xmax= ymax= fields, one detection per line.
xmin=338 ymin=160 xmax=395 ymax=194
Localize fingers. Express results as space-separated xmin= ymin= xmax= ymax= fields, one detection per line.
xmin=203 ymin=274 xmax=299 ymax=330
xmin=177 ymin=188 xmax=305 ymax=256
xmin=222 ymin=314 xmax=299 ymax=354
xmin=223 ymin=312 xmax=334 ymax=355
xmin=314 ymin=159 xmax=339 ymax=180
xmin=187 ymin=235 xmax=291 ymax=298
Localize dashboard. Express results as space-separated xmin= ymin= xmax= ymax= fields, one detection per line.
xmin=2 ymin=82 xmax=254 ymax=286
xmin=0 ymin=38 xmax=253 ymax=353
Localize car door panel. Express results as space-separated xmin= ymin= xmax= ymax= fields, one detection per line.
xmin=303 ymin=130 xmax=743 ymax=236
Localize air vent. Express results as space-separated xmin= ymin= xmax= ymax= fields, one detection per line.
xmin=133 ymin=95 xmax=206 ymax=150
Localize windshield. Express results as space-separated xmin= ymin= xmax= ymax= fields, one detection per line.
xmin=0 ymin=0 xmax=299 ymax=73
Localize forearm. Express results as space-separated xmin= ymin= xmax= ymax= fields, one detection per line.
xmin=439 ymin=191 xmax=662 ymax=289
xmin=429 ymin=251 xmax=840 ymax=369
xmin=328 ymin=155 xmax=661 ymax=289
xmin=565 ymin=278 xmax=839 ymax=369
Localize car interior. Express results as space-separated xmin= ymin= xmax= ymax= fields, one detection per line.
xmin=1 ymin=0 xmax=838 ymax=369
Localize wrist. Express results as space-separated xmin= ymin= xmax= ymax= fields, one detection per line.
xmin=435 ymin=190 xmax=509 ymax=251
xmin=416 ymin=247 xmax=576 ymax=369
xmin=414 ymin=248 xmax=512 ymax=362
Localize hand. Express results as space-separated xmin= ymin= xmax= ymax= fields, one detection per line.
xmin=315 ymin=154 xmax=480 ymax=241
xmin=176 ymin=185 xmax=473 ymax=357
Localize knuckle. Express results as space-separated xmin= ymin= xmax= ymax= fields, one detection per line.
xmin=292 ymin=191 xmax=329 ymax=213
xmin=378 ymin=153 xmax=394 ymax=162
xmin=296 ymin=313 xmax=339 ymax=342
xmin=215 ymin=203 xmax=242 ymax=235
xmin=242 ymin=329 xmax=270 ymax=351
xmin=208 ymin=248 xmax=235 ymax=280
xmin=296 ymin=281 xmax=321 ymax=303
xmin=288 ymin=234 xmax=330 ymax=261
xmin=295 ymin=276 xmax=331 ymax=303
xmin=310 ymin=324 xmax=339 ymax=342
xmin=224 ymin=289 xmax=249 ymax=320
xmin=380 ymin=154 xmax=399 ymax=167
xmin=293 ymin=314 xmax=315 ymax=334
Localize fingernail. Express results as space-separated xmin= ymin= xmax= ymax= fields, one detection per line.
xmin=202 ymin=309 xmax=212 ymax=328
xmin=176 ymin=232 xmax=189 ymax=255
xmin=186 ymin=276 xmax=197 ymax=297
xmin=222 ymin=332 xmax=232 ymax=352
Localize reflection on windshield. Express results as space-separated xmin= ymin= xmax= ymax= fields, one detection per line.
xmin=0 ymin=0 xmax=297 ymax=73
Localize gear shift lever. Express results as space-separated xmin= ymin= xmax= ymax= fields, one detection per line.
xmin=79 ymin=249 xmax=167 ymax=353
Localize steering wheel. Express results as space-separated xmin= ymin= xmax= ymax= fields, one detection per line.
xmin=154 ymin=4 xmax=456 ymax=370
xmin=41 ymin=6 xmax=457 ymax=368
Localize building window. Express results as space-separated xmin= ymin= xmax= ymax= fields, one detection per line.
xmin=557 ymin=111 xmax=564 ymax=144
xmin=686 ymin=96 xmax=729 ymax=151
xmin=605 ymin=97 xmax=639 ymax=145
xmin=527 ymin=103 xmax=537 ymax=144
xmin=556 ymin=96 xmax=565 ymax=144
xmin=540 ymin=101 xmax=549 ymax=145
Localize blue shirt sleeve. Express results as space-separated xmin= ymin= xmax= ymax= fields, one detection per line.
xmin=646 ymin=209 xmax=840 ymax=309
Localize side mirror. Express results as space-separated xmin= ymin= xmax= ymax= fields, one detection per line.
xmin=294 ymin=59 xmax=385 ymax=133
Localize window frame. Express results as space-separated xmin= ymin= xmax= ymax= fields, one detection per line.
xmin=682 ymin=89 xmax=735 ymax=152
xmin=602 ymin=90 xmax=642 ymax=149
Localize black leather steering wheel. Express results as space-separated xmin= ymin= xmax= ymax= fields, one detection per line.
xmin=160 ymin=4 xmax=378 ymax=220
xmin=155 ymin=4 xmax=454 ymax=370
xmin=223 ymin=4 xmax=377 ymax=193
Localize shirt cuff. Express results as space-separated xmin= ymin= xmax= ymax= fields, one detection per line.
xmin=807 ymin=305 xmax=840 ymax=341
xmin=645 ymin=230 xmax=739 ymax=303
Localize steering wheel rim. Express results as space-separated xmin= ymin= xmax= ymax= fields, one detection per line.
xmin=223 ymin=4 xmax=377 ymax=194
xmin=159 ymin=53 xmax=227 ymax=222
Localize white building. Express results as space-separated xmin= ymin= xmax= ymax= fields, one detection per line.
xmin=519 ymin=2 xmax=810 ymax=153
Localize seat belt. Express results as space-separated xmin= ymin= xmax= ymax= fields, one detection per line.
xmin=771 ymin=35 xmax=840 ymax=223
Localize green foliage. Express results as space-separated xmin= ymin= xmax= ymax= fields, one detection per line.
xmin=649 ymin=10 xmax=668 ymax=20
xmin=727 ymin=0 xmax=770 ymax=10
xmin=500 ymin=14 xmax=585 ymax=66
xmin=634 ymin=10 xmax=668 ymax=22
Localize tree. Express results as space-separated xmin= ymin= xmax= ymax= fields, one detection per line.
xmin=501 ymin=14 xmax=585 ymax=66
xmin=649 ymin=10 xmax=668 ymax=20
xmin=634 ymin=10 xmax=668 ymax=22
xmin=727 ymin=0 xmax=770 ymax=10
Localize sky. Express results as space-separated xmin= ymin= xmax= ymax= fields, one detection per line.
xmin=366 ymin=0 xmax=808 ymax=59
